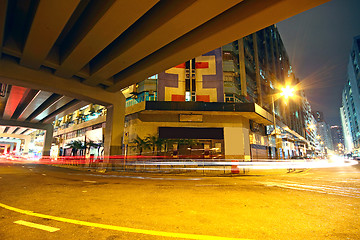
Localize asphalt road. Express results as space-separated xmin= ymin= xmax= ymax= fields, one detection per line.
xmin=0 ymin=162 xmax=359 ymax=240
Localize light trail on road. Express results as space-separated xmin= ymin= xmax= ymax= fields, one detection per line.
xmin=127 ymin=158 xmax=358 ymax=169
xmin=1 ymin=156 xmax=358 ymax=173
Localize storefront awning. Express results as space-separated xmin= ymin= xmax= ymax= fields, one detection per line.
xmin=131 ymin=101 xmax=274 ymax=125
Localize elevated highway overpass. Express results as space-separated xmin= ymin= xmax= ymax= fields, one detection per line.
xmin=0 ymin=0 xmax=330 ymax=157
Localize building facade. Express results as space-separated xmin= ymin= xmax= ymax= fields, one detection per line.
xmin=341 ymin=35 xmax=360 ymax=154
xmin=51 ymin=104 xmax=106 ymax=157
xmin=330 ymin=125 xmax=344 ymax=154
xmin=301 ymin=92 xmax=318 ymax=154
xmin=313 ymin=111 xmax=324 ymax=122
xmin=316 ymin=121 xmax=333 ymax=152
xmin=123 ymin=25 xmax=309 ymax=159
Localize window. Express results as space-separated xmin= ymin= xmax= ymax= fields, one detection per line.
xmin=185 ymin=92 xmax=191 ymax=101
xmin=148 ymin=74 xmax=158 ymax=79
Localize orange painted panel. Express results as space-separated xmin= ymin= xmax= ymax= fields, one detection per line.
xmin=195 ymin=62 xmax=209 ymax=68
xmin=174 ymin=63 xmax=186 ymax=68
xmin=196 ymin=95 xmax=210 ymax=102
xmin=171 ymin=95 xmax=185 ymax=101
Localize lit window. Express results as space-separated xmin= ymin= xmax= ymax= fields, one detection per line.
xmin=185 ymin=92 xmax=191 ymax=101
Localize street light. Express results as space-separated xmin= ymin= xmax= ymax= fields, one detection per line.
xmin=280 ymin=86 xmax=295 ymax=99
xmin=271 ymin=85 xmax=295 ymax=159
xmin=308 ymin=123 xmax=316 ymax=131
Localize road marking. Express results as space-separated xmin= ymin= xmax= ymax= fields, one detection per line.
xmin=14 ymin=220 xmax=60 ymax=232
xmin=69 ymin=173 xmax=202 ymax=181
xmin=0 ymin=202 xmax=250 ymax=240
xmin=262 ymin=181 xmax=360 ymax=198
xmin=83 ymin=180 xmax=96 ymax=183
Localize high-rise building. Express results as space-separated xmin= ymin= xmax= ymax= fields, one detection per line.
xmin=330 ymin=125 xmax=344 ymax=154
xmin=123 ymin=25 xmax=310 ymax=159
xmin=301 ymin=92 xmax=317 ymax=152
xmin=314 ymin=110 xmax=333 ymax=152
xmin=341 ymin=35 xmax=360 ymax=153
xmin=313 ymin=111 xmax=324 ymax=122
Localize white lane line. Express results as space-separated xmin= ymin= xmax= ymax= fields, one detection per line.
xmin=281 ymin=180 xmax=360 ymax=193
xmin=68 ymin=173 xmax=201 ymax=181
xmin=263 ymin=181 xmax=360 ymax=198
xmin=14 ymin=220 xmax=60 ymax=232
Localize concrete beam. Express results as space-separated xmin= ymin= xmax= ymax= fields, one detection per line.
xmin=0 ymin=135 xmax=30 ymax=155
xmin=83 ymin=0 xmax=242 ymax=86
xmin=0 ymin=140 xmax=21 ymax=153
xmin=21 ymin=0 xmax=80 ymax=69
xmin=55 ymin=0 xmax=158 ymax=78
xmin=107 ymin=0 xmax=330 ymax=92
xmin=0 ymin=57 xmax=123 ymax=106
xmin=0 ymin=133 xmax=31 ymax=141
xmin=0 ymin=0 xmax=8 ymax=56
xmin=0 ymin=118 xmax=50 ymax=130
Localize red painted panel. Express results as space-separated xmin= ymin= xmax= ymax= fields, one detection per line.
xmin=196 ymin=95 xmax=210 ymax=102
xmin=195 ymin=62 xmax=209 ymax=69
xmin=171 ymin=95 xmax=185 ymax=101
xmin=174 ymin=63 xmax=186 ymax=68
xmin=3 ymin=86 xmax=28 ymax=119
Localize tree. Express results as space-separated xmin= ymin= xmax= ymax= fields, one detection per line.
xmin=145 ymin=135 xmax=165 ymax=155
xmin=86 ymin=140 xmax=98 ymax=155
xmin=79 ymin=141 xmax=87 ymax=156
xmin=132 ymin=136 xmax=150 ymax=155
xmin=95 ymin=142 xmax=104 ymax=157
xmin=65 ymin=140 xmax=84 ymax=156
xmin=163 ymin=138 xmax=175 ymax=153
xmin=184 ymin=139 xmax=200 ymax=148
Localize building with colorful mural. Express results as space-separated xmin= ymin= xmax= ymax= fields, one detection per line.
xmin=123 ymin=25 xmax=310 ymax=160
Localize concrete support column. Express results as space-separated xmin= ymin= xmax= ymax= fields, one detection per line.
xmin=9 ymin=143 xmax=14 ymax=152
xmin=15 ymin=139 xmax=21 ymax=153
xmin=224 ymin=126 xmax=251 ymax=160
xmin=0 ymin=134 xmax=31 ymax=155
xmin=24 ymin=138 xmax=30 ymax=154
xmin=42 ymin=124 xmax=54 ymax=156
xmin=104 ymin=94 xmax=125 ymax=159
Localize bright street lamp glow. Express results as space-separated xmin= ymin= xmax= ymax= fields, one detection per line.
xmin=280 ymin=86 xmax=295 ymax=99
xmin=308 ymin=123 xmax=316 ymax=130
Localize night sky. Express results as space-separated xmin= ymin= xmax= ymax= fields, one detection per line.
xmin=277 ymin=0 xmax=360 ymax=126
